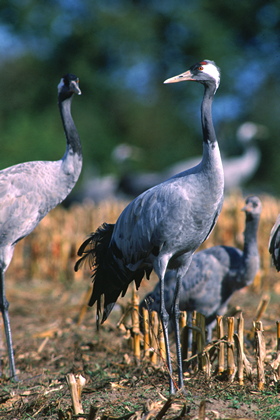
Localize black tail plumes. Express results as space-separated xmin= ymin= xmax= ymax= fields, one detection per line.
xmin=75 ymin=223 xmax=115 ymax=272
xmin=75 ymin=223 xmax=151 ymax=325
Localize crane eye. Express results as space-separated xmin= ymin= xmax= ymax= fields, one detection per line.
xmin=198 ymin=66 xmax=204 ymax=71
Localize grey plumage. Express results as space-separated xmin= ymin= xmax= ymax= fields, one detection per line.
xmin=0 ymin=74 xmax=82 ymax=380
xmin=140 ymin=195 xmax=262 ymax=341
xmin=75 ymin=60 xmax=224 ymax=393
xmin=269 ymin=214 xmax=280 ymax=271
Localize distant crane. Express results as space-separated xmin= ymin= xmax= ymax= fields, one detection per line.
xmin=118 ymin=121 xmax=264 ymax=198
xmin=269 ymin=214 xmax=280 ymax=271
xmin=0 ymin=74 xmax=82 ymax=380
xmin=75 ymin=60 xmax=224 ymax=393
xmin=140 ymin=195 xmax=262 ymax=342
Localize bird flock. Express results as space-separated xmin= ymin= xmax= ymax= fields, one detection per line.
xmin=0 ymin=61 xmax=278 ymax=394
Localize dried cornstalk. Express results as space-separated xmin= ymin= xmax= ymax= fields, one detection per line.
xmin=234 ymin=333 xmax=244 ymax=385
xmin=255 ymin=294 xmax=270 ymax=323
xmin=216 ymin=315 xmax=225 ymax=374
xmin=196 ymin=312 xmax=206 ymax=371
xmin=116 ymin=303 xmax=133 ymax=328
xmin=9 ymin=195 xmax=280 ymax=283
xmin=154 ymin=395 xmax=175 ymax=419
xmin=181 ymin=325 xmax=189 ymax=366
xmin=66 ymin=373 xmax=86 ymax=419
xmin=203 ymin=349 xmax=211 ymax=379
xmin=88 ymin=405 xmax=99 ymax=420
xmin=247 ymin=293 xmax=271 ymax=340
xmin=197 ymin=313 xmax=206 ymax=351
xmin=180 ymin=311 xmax=187 ymax=329
xmin=180 ymin=311 xmax=189 ymax=363
xmin=198 ymin=400 xmax=206 ymax=420
xmin=158 ymin=322 xmax=166 ymax=362
xmin=150 ymin=310 xmax=159 ymax=365
xmin=131 ymin=284 xmax=140 ymax=360
xmin=37 ymin=336 xmax=49 ymax=354
xmin=236 ymin=313 xmax=244 ymax=385
xmin=191 ymin=311 xmax=198 ymax=371
xmin=142 ymin=307 xmax=150 ymax=358
xmin=227 ymin=317 xmax=236 ymax=381
xmin=192 ymin=311 xmax=197 ymax=357
xmin=254 ymin=320 xmax=266 ymax=390
xmin=270 ymin=324 xmax=280 ymax=380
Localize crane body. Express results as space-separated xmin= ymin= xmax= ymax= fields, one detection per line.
xmin=76 ymin=60 xmax=224 ymax=393
xmin=141 ymin=196 xmax=262 ymax=341
xmin=0 ymin=74 xmax=82 ymax=380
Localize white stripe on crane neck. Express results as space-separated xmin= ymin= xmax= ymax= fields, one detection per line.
xmin=203 ymin=62 xmax=220 ymax=90
xmin=57 ymin=78 xmax=64 ymax=92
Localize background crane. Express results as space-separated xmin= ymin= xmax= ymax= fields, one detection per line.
xmin=140 ymin=195 xmax=262 ymax=342
xmin=0 ymin=74 xmax=82 ymax=380
xmin=117 ymin=121 xmax=265 ymax=199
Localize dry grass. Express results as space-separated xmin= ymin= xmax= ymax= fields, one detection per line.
xmin=7 ymin=191 xmax=280 ymax=289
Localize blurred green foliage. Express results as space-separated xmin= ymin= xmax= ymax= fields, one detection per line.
xmin=0 ymin=0 xmax=279 ymax=195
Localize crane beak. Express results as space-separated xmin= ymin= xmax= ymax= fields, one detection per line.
xmin=164 ymin=69 xmax=194 ymax=84
xmin=241 ymin=203 xmax=252 ymax=212
xmin=70 ymin=80 xmax=82 ymax=95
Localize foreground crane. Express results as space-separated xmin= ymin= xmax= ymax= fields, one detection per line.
xmin=0 ymin=74 xmax=82 ymax=380
xmin=75 ymin=60 xmax=224 ymax=393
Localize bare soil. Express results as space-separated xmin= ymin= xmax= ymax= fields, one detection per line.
xmin=1 ymin=274 xmax=280 ymax=420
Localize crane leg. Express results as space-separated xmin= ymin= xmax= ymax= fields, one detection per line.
xmin=0 ymin=269 xmax=18 ymax=381
xmin=159 ymin=277 xmax=175 ymax=394
xmin=171 ymin=275 xmax=185 ymax=392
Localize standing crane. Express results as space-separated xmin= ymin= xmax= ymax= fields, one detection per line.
xmin=0 ymin=74 xmax=82 ymax=380
xmin=75 ymin=60 xmax=224 ymax=393
xmin=269 ymin=214 xmax=280 ymax=271
xmin=140 ymin=195 xmax=262 ymax=342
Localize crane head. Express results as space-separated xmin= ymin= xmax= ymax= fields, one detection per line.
xmin=241 ymin=196 xmax=262 ymax=218
xmin=58 ymin=73 xmax=82 ymax=97
xmin=164 ymin=60 xmax=220 ymax=93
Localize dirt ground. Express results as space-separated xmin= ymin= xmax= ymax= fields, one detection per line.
xmin=1 ymin=273 xmax=280 ymax=420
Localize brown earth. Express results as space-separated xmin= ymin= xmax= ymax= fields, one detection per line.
xmin=1 ymin=271 xmax=280 ymax=420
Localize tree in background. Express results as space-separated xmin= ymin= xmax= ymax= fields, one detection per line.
xmin=0 ymin=0 xmax=279 ymax=195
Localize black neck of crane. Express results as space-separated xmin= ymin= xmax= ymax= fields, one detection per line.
xmin=201 ymin=82 xmax=217 ymax=145
xmin=243 ymin=212 xmax=260 ymax=258
xmin=58 ymin=95 xmax=82 ymax=157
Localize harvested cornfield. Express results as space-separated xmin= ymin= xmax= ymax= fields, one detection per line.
xmin=7 ymin=198 xmax=130 ymax=283
xmin=1 ymin=192 xmax=280 ymax=420
xmin=7 ymin=191 xmax=280 ymax=288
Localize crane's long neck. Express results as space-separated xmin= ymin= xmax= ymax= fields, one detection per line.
xmin=58 ymin=95 xmax=82 ymax=185
xmin=59 ymin=96 xmax=82 ymax=158
xmin=243 ymin=214 xmax=260 ymax=258
xmin=200 ymin=83 xmax=224 ymax=198
xmin=242 ymin=213 xmax=260 ymax=284
xmin=53 ymin=93 xmax=83 ymax=206
xmin=201 ymin=83 xmax=217 ymax=145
